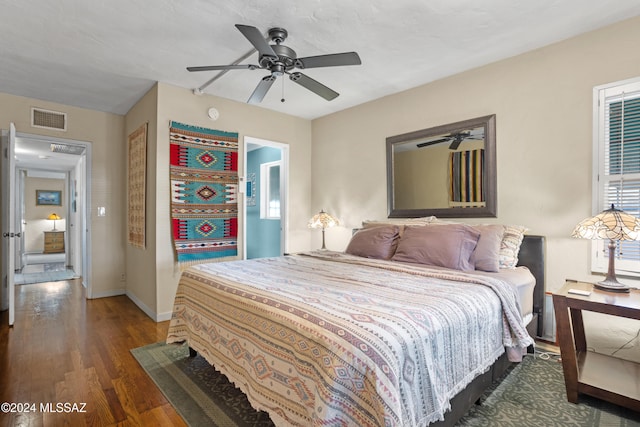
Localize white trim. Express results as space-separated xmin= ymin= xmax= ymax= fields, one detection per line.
xmin=91 ymin=289 xmax=126 ymax=299
xmin=260 ymin=160 xmax=282 ymax=219
xmin=126 ymin=290 xmax=173 ymax=322
xmin=14 ymin=131 xmax=93 ymax=297
xmin=156 ymin=311 xmax=173 ymax=322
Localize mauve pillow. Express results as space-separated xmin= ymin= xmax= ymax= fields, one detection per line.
xmin=345 ymin=225 xmax=400 ymax=260
xmin=391 ymin=224 xmax=480 ymax=271
xmin=470 ymin=225 xmax=505 ymax=272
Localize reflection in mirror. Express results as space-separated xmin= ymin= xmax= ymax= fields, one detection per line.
xmin=386 ymin=115 xmax=496 ymax=218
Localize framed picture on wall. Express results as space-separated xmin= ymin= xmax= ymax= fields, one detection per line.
xmin=36 ymin=190 xmax=62 ymax=206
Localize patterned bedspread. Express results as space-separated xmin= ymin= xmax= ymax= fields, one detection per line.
xmin=166 ymin=251 xmax=534 ymax=426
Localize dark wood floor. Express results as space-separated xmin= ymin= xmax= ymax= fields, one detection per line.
xmin=0 ymin=279 xmax=187 ymax=426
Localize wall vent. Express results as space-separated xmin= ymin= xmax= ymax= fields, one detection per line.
xmin=31 ymin=107 xmax=67 ymax=131
xmin=50 ymin=143 xmax=85 ymax=155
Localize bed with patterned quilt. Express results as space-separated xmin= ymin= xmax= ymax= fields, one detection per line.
xmin=166 ymin=219 xmax=545 ymax=426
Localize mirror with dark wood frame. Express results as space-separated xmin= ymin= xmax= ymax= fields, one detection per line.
xmin=386 ymin=114 xmax=496 ymax=218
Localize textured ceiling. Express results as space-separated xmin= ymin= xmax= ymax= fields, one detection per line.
xmin=2 ymin=0 xmax=640 ymax=121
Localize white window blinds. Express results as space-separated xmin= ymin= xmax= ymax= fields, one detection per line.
xmin=594 ymin=79 xmax=640 ymax=274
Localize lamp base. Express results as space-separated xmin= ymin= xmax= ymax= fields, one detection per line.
xmin=594 ymin=279 xmax=630 ymax=293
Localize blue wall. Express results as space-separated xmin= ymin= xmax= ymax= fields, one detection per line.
xmin=247 ymin=146 xmax=282 ymax=259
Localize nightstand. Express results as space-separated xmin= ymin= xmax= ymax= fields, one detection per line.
xmin=44 ymin=231 xmax=65 ymax=253
xmin=553 ymin=280 xmax=640 ymax=412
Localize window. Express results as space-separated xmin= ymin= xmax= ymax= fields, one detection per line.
xmin=260 ymin=160 xmax=281 ymax=219
xmin=593 ymin=77 xmax=640 ymax=275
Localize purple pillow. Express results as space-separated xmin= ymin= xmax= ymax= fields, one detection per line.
xmin=470 ymin=225 xmax=505 ymax=272
xmin=391 ymin=224 xmax=480 ymax=271
xmin=345 ymin=225 xmax=400 ymax=260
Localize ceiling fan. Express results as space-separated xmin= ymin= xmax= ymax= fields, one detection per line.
xmin=187 ymin=24 xmax=361 ymax=104
xmin=417 ymin=131 xmax=484 ymax=150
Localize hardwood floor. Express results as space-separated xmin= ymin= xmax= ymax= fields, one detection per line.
xmin=0 ymin=279 xmax=187 ymax=426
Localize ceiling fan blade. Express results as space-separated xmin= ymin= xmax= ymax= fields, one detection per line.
xmin=289 ymin=72 xmax=338 ymax=100
xmin=248 ymin=75 xmax=276 ymax=104
xmin=235 ymin=24 xmax=277 ymax=58
xmin=187 ymin=64 xmax=258 ymax=72
xmin=417 ymin=137 xmax=451 ymax=148
xmin=295 ymin=52 xmax=361 ymax=69
xmin=448 ymin=139 xmax=463 ymax=150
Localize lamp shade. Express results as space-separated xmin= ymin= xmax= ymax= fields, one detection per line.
xmin=572 ymin=204 xmax=640 ymax=241
xmin=47 ymin=213 xmax=61 ymax=221
xmin=307 ymin=210 xmax=339 ymax=230
xmin=572 ymin=204 xmax=640 ymax=292
xmin=308 ymin=210 xmax=338 ymax=250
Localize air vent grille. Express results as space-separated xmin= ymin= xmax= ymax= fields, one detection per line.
xmin=50 ymin=143 xmax=85 ymax=155
xmin=31 ymin=107 xmax=67 ymax=131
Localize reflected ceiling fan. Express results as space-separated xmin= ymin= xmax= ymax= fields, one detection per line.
xmin=417 ymin=131 xmax=483 ymax=150
xmin=187 ymin=24 xmax=361 ymax=104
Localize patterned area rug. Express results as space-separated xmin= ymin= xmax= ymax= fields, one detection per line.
xmin=132 ymin=342 xmax=640 ymax=426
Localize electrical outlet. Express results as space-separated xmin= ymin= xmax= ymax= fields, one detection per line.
xmin=120 ymin=273 xmax=126 ymax=282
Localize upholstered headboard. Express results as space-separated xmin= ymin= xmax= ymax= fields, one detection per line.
xmin=516 ymin=235 xmax=545 ymax=338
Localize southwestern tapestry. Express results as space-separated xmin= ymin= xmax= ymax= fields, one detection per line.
xmin=128 ymin=123 xmax=147 ymax=249
xmin=169 ymin=121 xmax=239 ymax=266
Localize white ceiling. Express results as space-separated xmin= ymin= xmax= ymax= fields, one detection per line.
xmin=2 ymin=0 xmax=640 ymax=123
xmin=14 ymin=135 xmax=85 ymax=171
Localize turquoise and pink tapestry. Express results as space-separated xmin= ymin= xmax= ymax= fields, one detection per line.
xmin=169 ymin=121 xmax=238 ymax=266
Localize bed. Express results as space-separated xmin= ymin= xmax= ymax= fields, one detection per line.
xmin=167 ymin=221 xmax=545 ymax=426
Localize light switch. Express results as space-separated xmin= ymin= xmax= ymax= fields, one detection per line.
xmin=97 ymin=207 xmax=106 ymax=217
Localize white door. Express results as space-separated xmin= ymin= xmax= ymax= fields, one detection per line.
xmin=1 ymin=123 xmax=17 ymax=325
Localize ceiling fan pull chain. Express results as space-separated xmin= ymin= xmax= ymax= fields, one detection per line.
xmin=281 ymin=75 xmax=286 ymax=103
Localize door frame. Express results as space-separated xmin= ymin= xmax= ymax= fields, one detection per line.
xmin=1 ymin=123 xmax=16 ymax=324
xmin=242 ymin=136 xmax=289 ymax=259
xmin=4 ymin=130 xmax=92 ymax=299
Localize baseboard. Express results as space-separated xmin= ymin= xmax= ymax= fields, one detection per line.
xmin=89 ymin=289 xmax=126 ymax=299
xmin=126 ymin=290 xmax=158 ymax=321
xmin=156 ymin=311 xmax=173 ymax=322
xmin=125 ymin=291 xmax=173 ymax=322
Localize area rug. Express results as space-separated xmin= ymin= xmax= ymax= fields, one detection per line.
xmin=15 ymin=266 xmax=78 ymax=285
xmin=169 ymin=121 xmax=239 ymax=267
xmin=132 ymin=342 xmax=640 ymax=426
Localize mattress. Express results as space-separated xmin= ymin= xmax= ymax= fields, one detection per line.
xmin=466 ymin=266 xmax=536 ymax=322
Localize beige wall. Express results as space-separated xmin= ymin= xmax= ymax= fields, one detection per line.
xmin=311 ymin=16 xmax=640 ymax=358
xmin=152 ymin=83 xmax=312 ymax=319
xmin=24 ymin=176 xmax=66 ymax=252
xmin=124 ymin=85 xmax=158 ymax=317
xmin=0 ymin=92 xmax=126 ymax=298
xmin=312 ymin=15 xmax=640 ymax=290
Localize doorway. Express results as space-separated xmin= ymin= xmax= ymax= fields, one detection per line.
xmin=14 ymin=169 xmax=78 ymax=285
xmin=243 ymin=136 xmax=289 ymax=259
xmin=5 ymin=132 xmax=90 ymax=292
